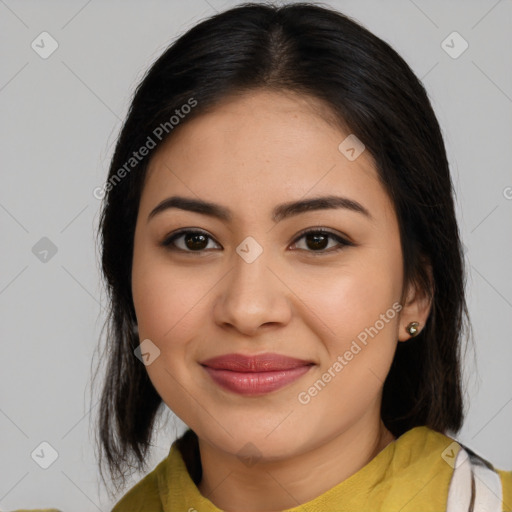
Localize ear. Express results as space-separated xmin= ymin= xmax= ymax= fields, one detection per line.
xmin=397 ymin=265 xmax=433 ymax=342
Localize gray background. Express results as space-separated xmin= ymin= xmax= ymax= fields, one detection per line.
xmin=0 ymin=0 xmax=511 ymax=510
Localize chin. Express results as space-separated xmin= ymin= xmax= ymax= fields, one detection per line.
xmin=201 ymin=423 xmax=310 ymax=462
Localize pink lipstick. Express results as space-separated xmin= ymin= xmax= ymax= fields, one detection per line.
xmin=200 ymin=353 xmax=314 ymax=395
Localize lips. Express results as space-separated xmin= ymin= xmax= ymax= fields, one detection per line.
xmin=200 ymin=353 xmax=314 ymax=372
xmin=200 ymin=353 xmax=314 ymax=395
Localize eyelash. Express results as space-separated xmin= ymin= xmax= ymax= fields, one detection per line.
xmin=160 ymin=227 xmax=354 ymax=256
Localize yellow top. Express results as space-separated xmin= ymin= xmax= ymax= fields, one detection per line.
xmin=110 ymin=425 xmax=512 ymax=512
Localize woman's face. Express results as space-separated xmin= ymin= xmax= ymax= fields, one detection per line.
xmin=131 ymin=89 xmax=427 ymax=461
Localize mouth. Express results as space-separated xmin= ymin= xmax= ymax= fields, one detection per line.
xmin=200 ymin=352 xmax=315 ymax=395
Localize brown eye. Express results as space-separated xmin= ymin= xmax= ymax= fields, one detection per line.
xmin=290 ymin=228 xmax=354 ymax=254
xmin=304 ymin=232 xmax=330 ymax=251
xmin=161 ymin=230 xmax=220 ymax=252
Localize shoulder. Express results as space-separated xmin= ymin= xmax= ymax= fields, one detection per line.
xmin=449 ymin=437 xmax=512 ymax=512
xmin=111 ymin=455 xmax=168 ymax=512
xmin=496 ymin=468 xmax=512 ymax=511
xmin=111 ymin=429 xmax=200 ymax=511
xmin=404 ymin=427 xmax=512 ymax=510
xmin=392 ymin=424 xmax=464 ymax=467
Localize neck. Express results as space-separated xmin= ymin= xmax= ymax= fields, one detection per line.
xmin=193 ymin=419 xmax=396 ymax=512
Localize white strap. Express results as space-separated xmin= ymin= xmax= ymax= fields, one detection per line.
xmin=472 ymin=459 xmax=502 ymax=512
xmin=446 ymin=447 xmax=472 ymax=512
xmin=446 ymin=445 xmax=503 ymax=512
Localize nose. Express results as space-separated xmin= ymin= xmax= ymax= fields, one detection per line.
xmin=213 ymin=248 xmax=292 ymax=337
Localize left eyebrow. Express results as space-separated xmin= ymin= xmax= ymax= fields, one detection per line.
xmin=147 ymin=194 xmax=373 ymax=224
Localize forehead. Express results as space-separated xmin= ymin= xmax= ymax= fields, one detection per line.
xmin=142 ymin=89 xmax=390 ymax=220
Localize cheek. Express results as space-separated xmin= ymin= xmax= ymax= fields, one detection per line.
xmin=294 ymin=272 xmax=401 ymax=418
xmin=131 ymin=248 xmax=211 ymax=419
xmin=131 ymin=246 xmax=215 ymax=347
xmin=299 ymin=253 xmax=402 ymax=365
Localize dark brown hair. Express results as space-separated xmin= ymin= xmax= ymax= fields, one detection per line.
xmin=92 ymin=1 xmax=472 ymax=497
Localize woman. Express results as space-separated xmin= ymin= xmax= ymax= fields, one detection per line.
xmin=94 ymin=2 xmax=512 ymax=511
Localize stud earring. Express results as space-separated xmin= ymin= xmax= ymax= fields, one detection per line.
xmin=406 ymin=321 xmax=420 ymax=337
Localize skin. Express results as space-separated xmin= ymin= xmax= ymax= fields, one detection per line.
xmin=131 ymin=89 xmax=432 ymax=512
